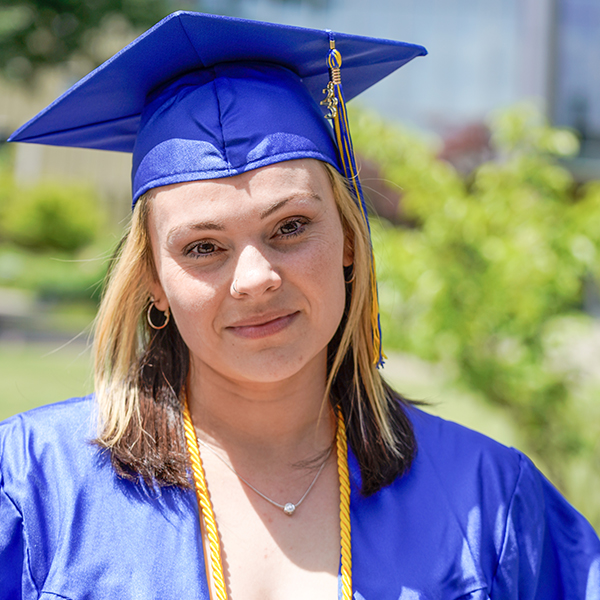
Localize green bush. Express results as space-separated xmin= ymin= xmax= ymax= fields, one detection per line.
xmin=1 ymin=180 xmax=104 ymax=252
xmin=352 ymin=104 xmax=600 ymax=529
xmin=0 ymin=166 xmax=110 ymax=305
xmin=0 ymin=169 xmax=15 ymax=223
xmin=0 ymin=244 xmax=109 ymax=303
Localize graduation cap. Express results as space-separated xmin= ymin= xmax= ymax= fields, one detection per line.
xmin=9 ymin=11 xmax=427 ymax=365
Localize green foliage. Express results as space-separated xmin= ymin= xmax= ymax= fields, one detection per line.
xmin=0 ymin=0 xmax=310 ymax=81
xmin=0 ymin=0 xmax=175 ymax=80
xmin=0 ymin=243 xmax=108 ymax=303
xmin=0 ymin=169 xmax=16 ymax=224
xmin=1 ymin=180 xmax=104 ymax=253
xmin=490 ymin=102 xmax=580 ymax=157
xmin=353 ymin=104 xmax=600 ymax=526
xmin=0 ymin=168 xmax=109 ymax=303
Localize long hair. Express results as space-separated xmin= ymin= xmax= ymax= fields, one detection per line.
xmin=93 ymin=161 xmax=416 ymax=494
xmin=322 ymin=164 xmax=416 ymax=494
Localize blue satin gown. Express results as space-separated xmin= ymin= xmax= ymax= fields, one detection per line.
xmin=1 ymin=397 xmax=599 ymax=599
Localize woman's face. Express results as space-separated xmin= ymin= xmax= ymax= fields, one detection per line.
xmin=148 ymin=159 xmax=352 ymax=385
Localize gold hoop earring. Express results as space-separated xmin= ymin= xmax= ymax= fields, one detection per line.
xmin=147 ymin=303 xmax=170 ymax=330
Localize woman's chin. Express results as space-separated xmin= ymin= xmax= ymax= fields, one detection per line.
xmin=191 ymin=347 xmax=326 ymax=388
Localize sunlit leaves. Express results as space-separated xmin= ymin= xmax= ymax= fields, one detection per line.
xmin=0 ymin=0 xmax=175 ymax=81
xmin=355 ymin=105 xmax=600 ymax=500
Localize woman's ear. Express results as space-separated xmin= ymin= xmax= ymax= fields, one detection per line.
xmin=343 ymin=230 xmax=354 ymax=267
xmin=149 ymin=278 xmax=168 ymax=311
xmin=147 ymin=220 xmax=168 ymax=310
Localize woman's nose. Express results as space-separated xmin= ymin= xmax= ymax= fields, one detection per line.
xmin=231 ymin=245 xmax=282 ymax=298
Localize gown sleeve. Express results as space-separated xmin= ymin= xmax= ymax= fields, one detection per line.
xmin=0 ymin=431 xmax=26 ymax=599
xmin=491 ymin=451 xmax=600 ymax=599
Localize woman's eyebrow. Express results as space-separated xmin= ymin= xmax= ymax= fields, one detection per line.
xmin=260 ymin=192 xmax=322 ymax=220
xmin=166 ymin=221 xmax=225 ymax=243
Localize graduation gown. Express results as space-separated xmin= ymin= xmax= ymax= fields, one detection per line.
xmin=1 ymin=396 xmax=599 ymax=599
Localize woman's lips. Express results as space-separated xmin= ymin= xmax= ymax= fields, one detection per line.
xmin=227 ymin=311 xmax=299 ymax=339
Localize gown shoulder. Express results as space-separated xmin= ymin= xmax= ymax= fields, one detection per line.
xmin=347 ymin=406 xmax=600 ymax=599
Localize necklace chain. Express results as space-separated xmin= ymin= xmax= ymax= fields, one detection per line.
xmin=182 ymin=400 xmax=352 ymax=600
xmin=196 ymin=436 xmax=333 ymax=516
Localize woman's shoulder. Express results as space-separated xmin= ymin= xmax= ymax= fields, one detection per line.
xmin=413 ymin=407 xmax=600 ymax=597
xmin=1 ymin=395 xmax=95 ymax=428
xmin=407 ymin=405 xmax=525 ymax=487
xmin=1 ymin=395 xmax=96 ymax=441
xmin=402 ymin=406 xmax=575 ymax=531
xmin=0 ymin=397 xmax=209 ymax=600
xmin=409 ymin=404 xmax=518 ymax=455
xmin=349 ymin=405 xmax=600 ymax=599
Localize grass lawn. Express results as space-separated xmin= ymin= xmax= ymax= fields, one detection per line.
xmin=0 ymin=340 xmax=93 ymax=422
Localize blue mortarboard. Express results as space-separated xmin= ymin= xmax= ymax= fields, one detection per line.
xmin=9 ymin=11 xmax=427 ymax=365
xmin=9 ymin=11 xmax=426 ymax=203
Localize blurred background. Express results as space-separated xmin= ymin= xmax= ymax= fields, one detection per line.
xmin=1 ymin=0 xmax=599 ymax=530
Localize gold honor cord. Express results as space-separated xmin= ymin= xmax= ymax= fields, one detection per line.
xmin=182 ymin=401 xmax=353 ymax=600
xmin=183 ymin=402 xmax=229 ymax=600
xmin=336 ymin=410 xmax=353 ymax=599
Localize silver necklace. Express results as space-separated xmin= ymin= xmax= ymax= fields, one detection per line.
xmin=196 ymin=437 xmax=333 ymax=516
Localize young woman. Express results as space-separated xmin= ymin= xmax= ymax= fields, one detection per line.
xmin=1 ymin=11 xmax=599 ymax=600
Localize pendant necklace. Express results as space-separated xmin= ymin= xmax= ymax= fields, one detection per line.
xmin=182 ymin=400 xmax=353 ymax=600
xmin=196 ymin=435 xmax=333 ymax=517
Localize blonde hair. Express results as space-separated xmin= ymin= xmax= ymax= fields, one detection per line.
xmin=322 ymin=165 xmax=400 ymax=447
xmin=93 ymin=161 xmax=415 ymax=492
xmin=94 ymin=198 xmax=152 ymax=447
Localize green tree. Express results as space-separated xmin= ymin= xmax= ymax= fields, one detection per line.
xmin=352 ymin=104 xmax=600 ymax=528
xmin=0 ymin=1 xmax=176 ymax=81
xmin=0 ymin=1 xmax=313 ymax=81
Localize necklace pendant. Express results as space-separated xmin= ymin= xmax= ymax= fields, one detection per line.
xmin=283 ymin=502 xmax=296 ymax=516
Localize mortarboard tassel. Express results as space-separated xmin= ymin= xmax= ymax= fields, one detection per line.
xmin=322 ymin=34 xmax=385 ymax=368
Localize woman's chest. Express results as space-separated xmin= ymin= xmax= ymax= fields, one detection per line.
xmin=202 ymin=464 xmax=341 ymax=600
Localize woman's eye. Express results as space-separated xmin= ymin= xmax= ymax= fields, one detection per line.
xmin=187 ymin=241 xmax=218 ymax=256
xmin=278 ymin=218 xmax=308 ymax=237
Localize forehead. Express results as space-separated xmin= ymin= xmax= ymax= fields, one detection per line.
xmin=149 ymin=159 xmax=334 ymax=225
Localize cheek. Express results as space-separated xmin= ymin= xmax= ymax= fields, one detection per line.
xmin=298 ymin=235 xmax=347 ymax=323
xmin=158 ymin=262 xmax=221 ymax=332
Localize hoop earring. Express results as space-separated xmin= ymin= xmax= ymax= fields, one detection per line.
xmin=147 ymin=303 xmax=170 ymax=330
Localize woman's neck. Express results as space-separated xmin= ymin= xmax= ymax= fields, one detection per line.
xmin=186 ymin=350 xmax=335 ymax=462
